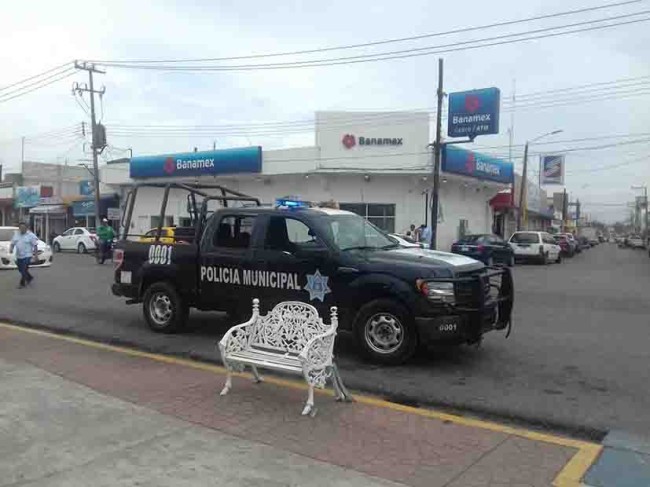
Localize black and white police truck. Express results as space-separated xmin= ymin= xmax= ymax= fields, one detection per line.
xmin=112 ymin=183 xmax=514 ymax=364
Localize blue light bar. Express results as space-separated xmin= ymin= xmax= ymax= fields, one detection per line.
xmin=275 ymin=197 xmax=309 ymax=209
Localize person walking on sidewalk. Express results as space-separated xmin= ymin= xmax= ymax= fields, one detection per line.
xmin=97 ymin=218 xmax=115 ymax=264
xmin=10 ymin=222 xmax=38 ymax=289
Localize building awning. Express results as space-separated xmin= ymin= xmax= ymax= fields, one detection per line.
xmin=490 ymin=190 xmax=514 ymax=210
xmin=29 ymin=204 xmax=68 ymax=215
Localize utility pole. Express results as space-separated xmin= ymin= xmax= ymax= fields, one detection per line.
xmin=517 ymin=142 xmax=529 ymax=231
xmin=430 ymin=58 xmax=444 ymax=250
xmin=20 ymin=136 xmax=25 ymax=172
xmin=576 ymin=199 xmax=581 ymax=233
xmin=561 ymin=188 xmax=568 ymax=233
xmin=74 ymin=61 xmax=106 ymax=262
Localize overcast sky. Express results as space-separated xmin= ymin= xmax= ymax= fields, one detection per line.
xmin=1 ymin=0 xmax=649 ymax=222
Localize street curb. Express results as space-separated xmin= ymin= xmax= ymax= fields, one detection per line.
xmin=0 ymin=320 xmax=603 ymax=487
xmin=0 ymin=314 xmax=607 ymax=442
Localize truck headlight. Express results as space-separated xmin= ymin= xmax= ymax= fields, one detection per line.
xmin=416 ymin=279 xmax=455 ymax=304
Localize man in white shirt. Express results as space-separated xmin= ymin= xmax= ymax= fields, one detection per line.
xmin=420 ymin=224 xmax=432 ymax=247
xmin=10 ymin=222 xmax=38 ymax=288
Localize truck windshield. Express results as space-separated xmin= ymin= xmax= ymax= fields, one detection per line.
xmin=326 ymin=214 xmax=396 ymax=251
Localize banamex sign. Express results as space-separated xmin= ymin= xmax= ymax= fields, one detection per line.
xmin=447 ymin=88 xmax=500 ymax=138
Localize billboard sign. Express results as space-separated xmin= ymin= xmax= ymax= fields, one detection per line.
xmin=540 ymin=154 xmax=565 ymax=185
xmin=447 ymin=88 xmax=500 ymax=138
xmin=442 ymin=145 xmax=513 ymax=184
xmin=15 ymin=186 xmax=41 ymax=208
xmin=129 ymin=147 xmax=262 ymax=179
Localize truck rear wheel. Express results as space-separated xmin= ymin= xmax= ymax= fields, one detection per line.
xmin=143 ymin=282 xmax=188 ymax=333
xmin=355 ymin=299 xmax=417 ymax=365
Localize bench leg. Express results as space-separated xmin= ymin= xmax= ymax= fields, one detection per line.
xmin=251 ymin=365 xmax=263 ymax=383
xmin=330 ymin=364 xmax=353 ymax=402
xmin=220 ymin=372 xmax=232 ymax=396
xmin=301 ymin=384 xmax=315 ymax=416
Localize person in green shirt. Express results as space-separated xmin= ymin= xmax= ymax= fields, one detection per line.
xmin=97 ymin=218 xmax=115 ymax=264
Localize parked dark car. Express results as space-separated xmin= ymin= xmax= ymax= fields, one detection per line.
xmin=451 ymin=234 xmax=515 ymax=266
xmin=578 ymin=236 xmax=592 ymax=250
xmin=553 ymin=234 xmax=575 ymax=257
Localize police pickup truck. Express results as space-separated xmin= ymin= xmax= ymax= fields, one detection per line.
xmin=112 ymin=183 xmax=513 ymax=364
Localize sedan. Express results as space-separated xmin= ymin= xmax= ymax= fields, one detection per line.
xmin=389 ymin=233 xmax=423 ymax=249
xmin=451 ymin=234 xmax=514 ymax=266
xmin=52 ymin=227 xmax=98 ymax=253
xmin=0 ymin=227 xmax=53 ymax=269
xmin=553 ymin=234 xmax=575 ymax=257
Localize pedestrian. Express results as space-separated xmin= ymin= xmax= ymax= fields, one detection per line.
xmin=420 ymin=223 xmax=432 ymax=247
xmin=405 ymin=223 xmax=416 ymax=239
xmin=10 ymin=221 xmax=38 ymax=289
xmin=97 ymin=218 xmax=115 ymax=264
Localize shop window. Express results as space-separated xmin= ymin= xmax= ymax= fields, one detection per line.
xmin=339 ymin=203 xmax=396 ymax=233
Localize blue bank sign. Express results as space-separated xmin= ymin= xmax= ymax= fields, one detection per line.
xmin=447 ymin=87 xmax=500 ymax=138
xmin=129 ymin=146 xmax=262 ymax=179
xmin=442 ymin=145 xmax=513 ymax=184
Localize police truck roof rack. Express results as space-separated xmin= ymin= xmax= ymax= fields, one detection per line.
xmin=120 ymin=182 xmax=261 ymax=241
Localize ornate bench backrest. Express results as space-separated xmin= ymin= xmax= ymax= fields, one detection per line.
xmin=249 ymin=301 xmax=334 ymax=354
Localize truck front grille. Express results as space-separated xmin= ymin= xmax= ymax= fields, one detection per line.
xmin=454 ymin=269 xmax=490 ymax=306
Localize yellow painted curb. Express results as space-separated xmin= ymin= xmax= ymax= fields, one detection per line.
xmin=0 ymin=322 xmax=602 ymax=484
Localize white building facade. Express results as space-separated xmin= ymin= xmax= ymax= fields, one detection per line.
xmin=102 ymin=111 xmax=514 ymax=251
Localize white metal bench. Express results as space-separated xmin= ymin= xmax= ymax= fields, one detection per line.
xmin=218 ymin=299 xmax=352 ymax=416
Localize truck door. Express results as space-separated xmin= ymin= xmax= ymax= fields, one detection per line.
xmin=198 ymin=213 xmax=258 ymax=314
xmin=252 ymin=215 xmax=338 ymax=314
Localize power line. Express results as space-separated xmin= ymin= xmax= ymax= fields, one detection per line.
xmin=0 ymin=62 xmax=72 ymax=92
xmin=87 ymin=1 xmax=642 ymax=65
xmin=0 ymin=67 xmax=76 ymax=99
xmin=0 ymin=69 xmax=77 ymax=104
xmin=94 ymin=13 xmax=650 ymax=71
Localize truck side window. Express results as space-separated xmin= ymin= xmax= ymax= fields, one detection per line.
xmin=265 ymin=217 xmax=320 ymax=253
xmin=213 ymin=215 xmax=255 ymax=249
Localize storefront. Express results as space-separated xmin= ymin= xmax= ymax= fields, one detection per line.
xmin=71 ymin=194 xmax=121 ymax=229
xmin=103 ymin=111 xmax=514 ymax=251
xmin=29 ymin=198 xmax=69 ymax=242
xmin=0 ymin=185 xmax=14 ymax=226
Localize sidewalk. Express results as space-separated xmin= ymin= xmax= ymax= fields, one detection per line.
xmin=0 ymin=323 xmax=600 ymax=487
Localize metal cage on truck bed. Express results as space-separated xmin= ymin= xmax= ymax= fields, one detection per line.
xmin=119 ymin=182 xmax=261 ymax=243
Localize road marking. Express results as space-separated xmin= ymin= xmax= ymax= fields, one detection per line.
xmin=0 ymin=321 xmax=602 ymax=486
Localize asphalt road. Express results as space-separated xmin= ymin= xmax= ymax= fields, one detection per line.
xmin=1 ymin=243 xmax=649 ymax=438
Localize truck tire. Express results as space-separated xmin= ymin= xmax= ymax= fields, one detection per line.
xmin=355 ymin=299 xmax=417 ymax=365
xmin=142 ymin=282 xmax=188 ymax=333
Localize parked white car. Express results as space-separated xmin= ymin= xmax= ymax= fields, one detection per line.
xmin=628 ymin=235 xmax=645 ymax=249
xmin=508 ymin=231 xmax=562 ymax=264
xmin=52 ymin=227 xmax=98 ymax=253
xmin=0 ymin=226 xmax=53 ymax=269
xmin=389 ymin=233 xmax=423 ymax=249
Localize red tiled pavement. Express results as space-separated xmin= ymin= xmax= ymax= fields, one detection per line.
xmin=0 ymin=325 xmax=581 ymax=487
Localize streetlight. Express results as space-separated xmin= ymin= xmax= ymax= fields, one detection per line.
xmin=517 ymin=129 xmax=563 ymax=230
xmin=631 ymin=184 xmax=648 ymax=244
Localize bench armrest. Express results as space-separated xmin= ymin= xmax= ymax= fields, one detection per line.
xmin=298 ymin=328 xmax=336 ymax=370
xmin=219 ymin=317 xmax=257 ymax=355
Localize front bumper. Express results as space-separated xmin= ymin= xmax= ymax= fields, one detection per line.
xmin=414 ymin=267 xmax=514 ymax=345
xmin=0 ymin=254 xmax=53 ymax=269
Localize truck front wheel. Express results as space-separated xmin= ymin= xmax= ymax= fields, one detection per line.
xmin=143 ymin=282 xmax=188 ymax=333
xmin=355 ymin=299 xmax=417 ymax=365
